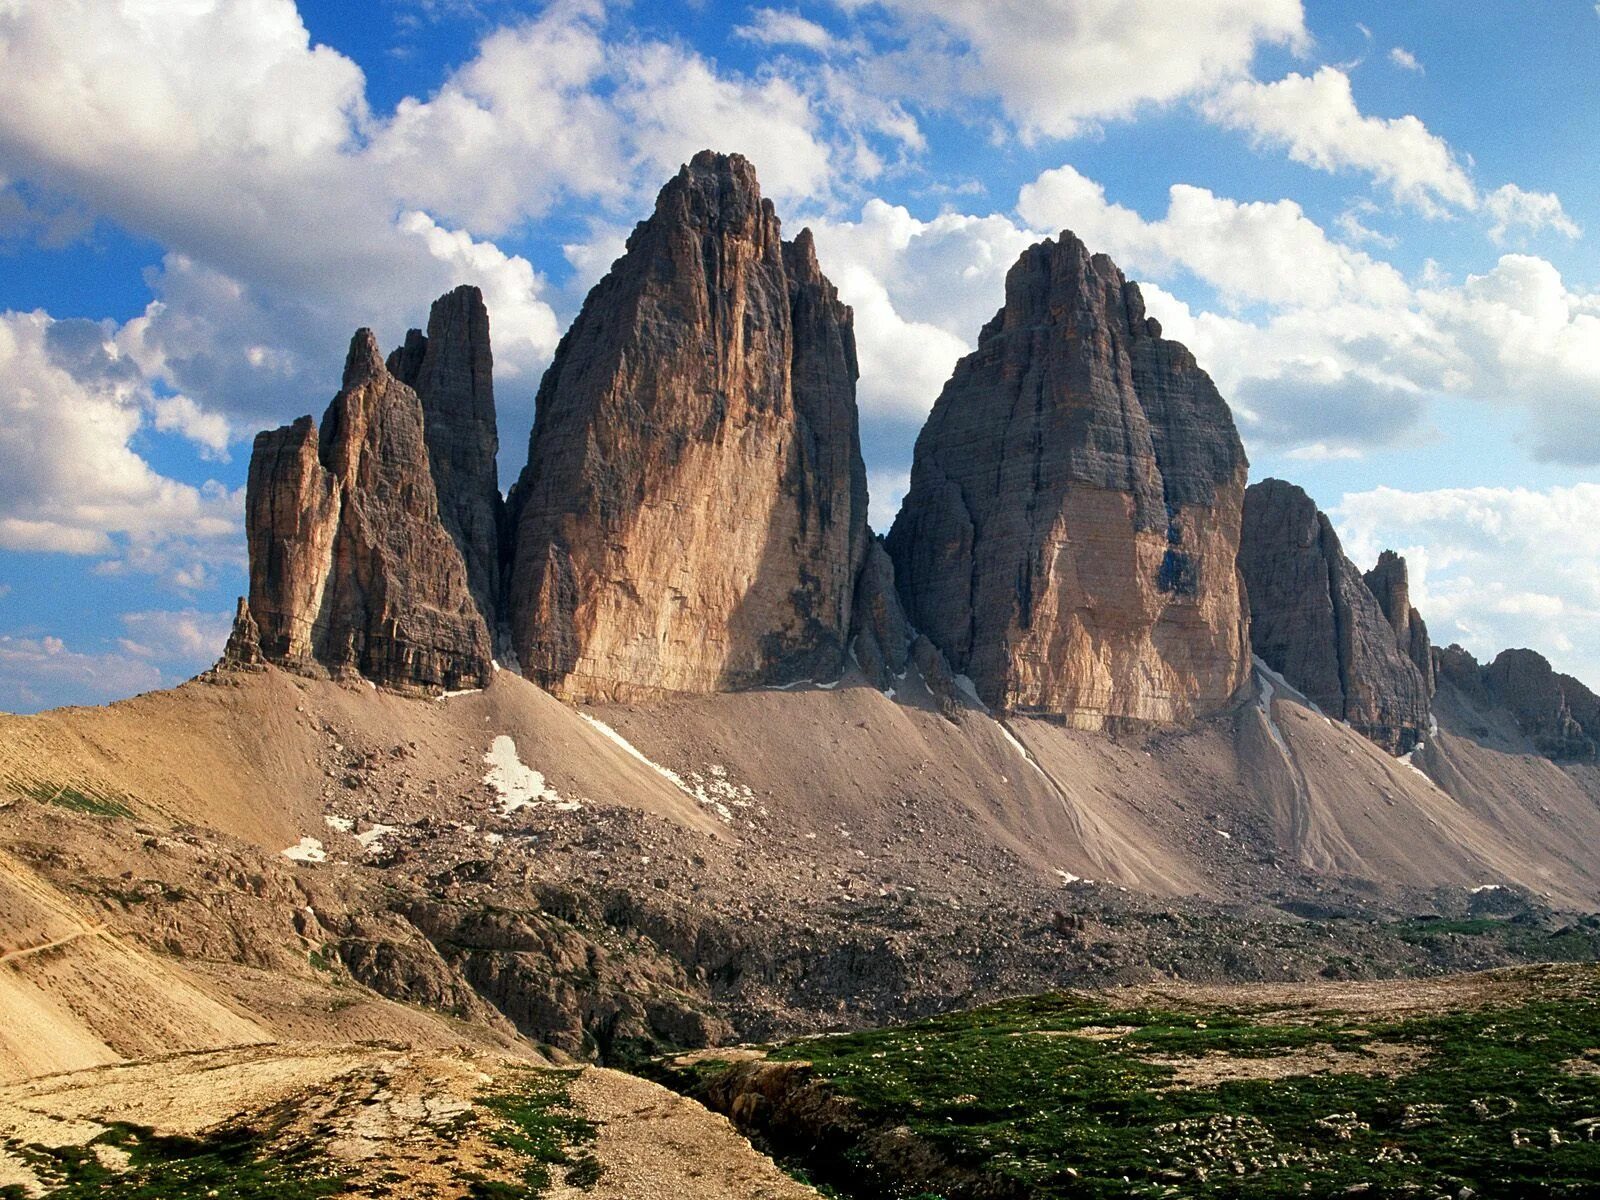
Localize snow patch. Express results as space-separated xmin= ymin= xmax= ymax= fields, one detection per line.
xmin=436 ymin=687 xmax=483 ymax=701
xmin=1471 ymin=883 xmax=1504 ymax=894
xmin=482 ymin=735 xmax=572 ymax=815
xmin=356 ymin=823 xmax=396 ymax=852
xmin=953 ymin=674 xmax=990 ymax=713
xmin=576 ymin=713 xmax=749 ymax=823
xmin=323 ymin=815 xmax=354 ymax=834
xmin=994 ymin=718 xmax=1051 ymax=783
xmin=1254 ymin=669 xmax=1291 ymax=758
xmin=281 ymin=837 xmax=326 ymax=863
xmin=1054 ymin=868 xmax=1083 ymax=885
xmin=1251 ymin=655 xmax=1324 ymax=717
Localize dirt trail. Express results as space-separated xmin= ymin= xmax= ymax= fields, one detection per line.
xmin=0 ymin=925 xmax=106 ymax=965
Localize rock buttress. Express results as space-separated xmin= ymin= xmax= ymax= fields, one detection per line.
xmin=1239 ymin=478 xmax=1430 ymax=754
xmin=387 ymin=285 xmax=503 ymax=638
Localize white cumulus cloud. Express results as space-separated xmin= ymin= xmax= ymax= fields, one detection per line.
xmin=1202 ymin=67 xmax=1476 ymax=214
xmin=1335 ymin=484 xmax=1600 ymax=685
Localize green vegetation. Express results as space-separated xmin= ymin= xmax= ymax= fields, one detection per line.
xmin=0 ymin=1122 xmax=346 ymax=1199
xmin=659 ymin=967 xmax=1600 ymax=1199
xmin=470 ymin=1068 xmax=602 ymax=1196
xmin=15 ymin=779 xmax=135 ymax=819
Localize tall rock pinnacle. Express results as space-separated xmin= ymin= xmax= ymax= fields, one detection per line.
xmin=505 ymin=150 xmax=869 ymax=702
xmin=387 ymin=285 xmax=503 ymax=637
xmin=1363 ymin=549 xmax=1435 ymax=696
xmin=1239 ymin=479 xmax=1430 ymax=753
xmin=885 ymin=232 xmax=1251 ymax=726
xmin=242 ymin=329 xmax=492 ymax=692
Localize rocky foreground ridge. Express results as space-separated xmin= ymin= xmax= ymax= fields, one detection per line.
xmin=231 ymin=148 xmax=1594 ymax=763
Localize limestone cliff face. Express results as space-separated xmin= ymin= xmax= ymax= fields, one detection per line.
xmin=1239 ymin=479 xmax=1430 ymax=754
xmin=884 ymin=231 xmax=1251 ymax=726
xmin=505 ymin=151 xmax=869 ymax=702
xmin=1363 ymin=550 xmax=1435 ymax=696
xmin=387 ymin=285 xmax=503 ymax=637
xmin=244 ymin=331 xmax=492 ymax=692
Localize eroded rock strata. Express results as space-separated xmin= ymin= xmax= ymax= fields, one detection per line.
xmin=1239 ymin=478 xmax=1430 ymax=754
xmin=885 ymin=231 xmax=1251 ymax=726
xmin=386 ymin=285 xmax=504 ymax=637
xmin=243 ymin=330 xmax=492 ymax=692
xmin=1438 ymin=644 xmax=1600 ymax=761
xmin=505 ymin=150 xmax=869 ymax=702
xmin=1363 ymin=550 xmax=1436 ymax=697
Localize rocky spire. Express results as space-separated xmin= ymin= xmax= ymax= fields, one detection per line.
xmin=1363 ymin=549 xmax=1435 ymax=696
xmin=504 ymin=150 xmax=869 ymax=701
xmin=386 ymin=285 xmax=503 ymax=638
xmin=243 ymin=329 xmax=491 ymax=692
xmin=884 ymin=231 xmax=1251 ymax=726
xmin=1239 ymin=479 xmax=1430 ymax=754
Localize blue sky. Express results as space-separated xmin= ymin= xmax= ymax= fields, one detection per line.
xmin=2 ymin=0 xmax=1598 ymax=711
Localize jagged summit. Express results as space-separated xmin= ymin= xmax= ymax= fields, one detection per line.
xmin=885 ymin=229 xmax=1251 ymax=726
xmin=239 ymin=326 xmax=492 ymax=692
xmin=503 ymin=149 xmax=870 ymax=702
xmin=1239 ymin=478 xmax=1431 ymax=754
xmin=386 ymin=284 xmax=503 ymax=640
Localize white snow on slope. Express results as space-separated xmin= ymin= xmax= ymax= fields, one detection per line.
xmin=483 ymin=735 xmax=576 ymax=815
xmin=1255 ymin=669 xmax=1291 ymax=758
xmin=281 ymin=837 xmax=326 ymax=863
xmin=577 ymin=712 xmax=750 ymax=822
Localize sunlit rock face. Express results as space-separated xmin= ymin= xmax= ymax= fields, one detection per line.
xmin=243 ymin=330 xmax=492 ymax=693
xmin=505 ymin=151 xmax=869 ymax=702
xmin=886 ymin=231 xmax=1251 ymax=727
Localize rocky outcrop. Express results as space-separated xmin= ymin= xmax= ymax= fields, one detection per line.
xmin=851 ymin=539 xmax=911 ymax=691
xmin=1434 ymin=643 xmax=1492 ymax=709
xmin=505 ymin=151 xmax=869 ymax=702
xmin=1483 ymin=648 xmax=1600 ymax=761
xmin=220 ymin=597 xmax=264 ymax=668
xmin=1363 ymin=550 xmax=1435 ymax=696
xmin=1239 ymin=479 xmax=1430 ymax=754
xmin=387 ymin=285 xmax=502 ymax=638
xmin=884 ymin=231 xmax=1251 ymax=726
xmin=244 ymin=330 xmax=492 ymax=692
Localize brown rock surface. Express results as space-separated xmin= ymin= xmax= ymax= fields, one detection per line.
xmin=245 ymin=330 xmax=492 ymax=692
xmin=220 ymin=597 xmax=264 ymax=668
xmin=505 ymin=151 xmax=868 ymax=701
xmin=387 ymin=285 xmax=504 ymax=636
xmin=1483 ymin=647 xmax=1600 ymax=761
xmin=1363 ymin=550 xmax=1435 ymax=696
xmin=1239 ymin=479 xmax=1430 ymax=754
xmin=884 ymin=231 xmax=1250 ymax=726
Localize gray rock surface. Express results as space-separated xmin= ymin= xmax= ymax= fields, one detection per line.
xmin=885 ymin=231 xmax=1251 ymax=725
xmin=1363 ymin=550 xmax=1435 ymax=696
xmin=1239 ymin=478 xmax=1430 ymax=753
